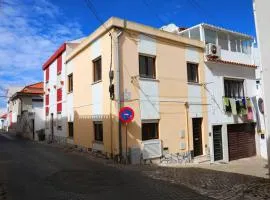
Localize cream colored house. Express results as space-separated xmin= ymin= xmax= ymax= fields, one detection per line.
xmin=66 ymin=17 xmax=208 ymax=162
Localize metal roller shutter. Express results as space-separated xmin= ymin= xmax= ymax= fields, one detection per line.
xmin=227 ymin=123 xmax=256 ymax=161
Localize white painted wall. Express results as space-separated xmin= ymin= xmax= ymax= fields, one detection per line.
xmin=185 ymin=47 xmax=203 ymax=118
xmin=92 ymin=82 xmax=103 ymax=115
xmin=33 ymin=100 xmax=44 ymax=131
xmin=253 ymin=0 xmax=270 ymax=161
xmin=204 ymin=62 xmax=264 ymax=161
xmin=221 ymin=50 xmax=253 ymax=65
xmin=66 ymin=59 xmax=74 ymax=122
xmin=139 ymin=80 xmax=160 ymax=120
xmin=138 ymin=34 xmax=157 ymax=55
xmin=44 ymin=50 xmax=68 ymax=139
xmin=137 ymin=34 xmax=160 ymax=120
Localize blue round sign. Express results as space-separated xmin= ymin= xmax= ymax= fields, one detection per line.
xmin=119 ymin=107 xmax=134 ymax=123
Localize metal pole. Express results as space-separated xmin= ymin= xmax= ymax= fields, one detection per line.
xmin=125 ymin=122 xmax=128 ymax=163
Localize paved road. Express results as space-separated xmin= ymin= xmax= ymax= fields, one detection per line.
xmin=0 ymin=134 xmax=212 ymax=200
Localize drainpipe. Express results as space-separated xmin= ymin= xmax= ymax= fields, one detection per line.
xmin=185 ymin=102 xmax=190 ymax=154
xmin=114 ymin=29 xmax=123 ymax=158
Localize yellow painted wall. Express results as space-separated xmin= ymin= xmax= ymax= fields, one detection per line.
xmin=72 ymin=28 xmax=207 ymax=156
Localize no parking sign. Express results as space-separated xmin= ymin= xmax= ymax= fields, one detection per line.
xmin=119 ymin=107 xmax=134 ymax=123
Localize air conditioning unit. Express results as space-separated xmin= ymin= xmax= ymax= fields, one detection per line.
xmin=206 ymin=43 xmax=221 ymax=59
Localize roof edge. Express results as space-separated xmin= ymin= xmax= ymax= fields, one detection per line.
xmin=66 ymin=17 xmax=205 ymax=63
xmin=42 ymin=43 xmax=66 ymax=70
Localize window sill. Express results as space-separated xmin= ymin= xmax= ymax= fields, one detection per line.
xmin=67 ymin=91 xmax=73 ymax=95
xmin=139 ymin=77 xmax=159 ymax=82
xmin=93 ymin=140 xmax=104 ymax=144
xmin=92 ymin=80 xmax=102 ymax=85
xmin=187 ymin=82 xmax=201 ymax=86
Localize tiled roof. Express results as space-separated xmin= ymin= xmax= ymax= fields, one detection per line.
xmin=207 ymin=58 xmax=257 ymax=69
xmin=20 ymin=82 xmax=44 ymax=95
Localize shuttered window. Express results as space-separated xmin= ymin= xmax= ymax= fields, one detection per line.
xmin=57 ymin=55 xmax=62 ymax=74
xmin=45 ymin=94 xmax=49 ymax=105
xmin=57 ymin=103 xmax=62 ymax=113
xmin=45 ymin=107 xmax=49 ymax=115
xmin=57 ymin=88 xmax=62 ymax=102
xmin=45 ymin=68 xmax=49 ymax=82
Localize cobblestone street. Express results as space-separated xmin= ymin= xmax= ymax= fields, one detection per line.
xmin=0 ymin=134 xmax=211 ymax=200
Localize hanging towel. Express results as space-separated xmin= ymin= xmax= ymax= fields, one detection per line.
xmin=242 ymin=98 xmax=247 ymax=108
xmin=247 ymin=107 xmax=254 ymax=120
xmin=236 ymin=100 xmax=241 ymax=114
xmin=229 ymin=98 xmax=237 ymax=115
xmin=247 ymin=98 xmax=252 ymax=108
xmin=239 ymin=100 xmax=247 ymax=115
xmin=223 ymin=97 xmax=231 ymax=112
xmin=247 ymin=98 xmax=254 ymax=120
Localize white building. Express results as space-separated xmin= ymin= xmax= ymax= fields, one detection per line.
xmin=43 ymin=38 xmax=84 ymax=143
xmin=6 ymin=86 xmax=24 ymax=131
xmin=162 ymin=23 xmax=266 ymax=162
xmin=253 ymin=0 xmax=270 ymax=163
xmin=8 ymin=82 xmax=44 ymax=139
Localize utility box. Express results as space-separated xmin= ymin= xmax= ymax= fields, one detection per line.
xmin=129 ymin=147 xmax=141 ymax=164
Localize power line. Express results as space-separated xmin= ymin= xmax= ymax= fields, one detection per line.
xmin=84 ymin=0 xmax=109 ymax=32
xmin=141 ymin=0 xmax=167 ymax=25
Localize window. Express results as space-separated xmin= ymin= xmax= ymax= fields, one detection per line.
xmin=45 ymin=68 xmax=49 ymax=82
xmin=57 ymin=55 xmax=62 ymax=74
xmin=139 ymin=55 xmax=156 ymax=79
xmin=189 ymin=27 xmax=200 ymax=40
xmin=68 ymin=122 xmax=74 ymax=138
xmin=57 ymin=88 xmax=62 ymax=102
xmin=224 ymin=79 xmax=244 ymax=98
xmin=45 ymin=107 xmax=49 ymax=116
xmin=142 ymin=122 xmax=159 ymax=141
xmin=45 ymin=94 xmax=49 ymax=106
xmin=68 ymin=73 xmax=73 ymax=92
xmin=94 ymin=121 xmax=103 ymax=142
xmin=205 ymin=29 xmax=217 ymax=44
xmin=187 ymin=63 xmax=199 ymax=83
xmin=218 ymin=32 xmax=228 ymax=50
xmin=93 ymin=57 xmax=102 ymax=82
xmin=57 ymin=102 xmax=62 ymax=113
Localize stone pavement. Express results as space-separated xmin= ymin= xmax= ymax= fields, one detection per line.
xmin=59 ymin=146 xmax=270 ymax=200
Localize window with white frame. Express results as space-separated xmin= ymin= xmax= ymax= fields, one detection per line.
xmin=224 ymin=78 xmax=245 ymax=98
xmin=142 ymin=121 xmax=159 ymax=141
xmin=139 ymin=55 xmax=156 ymax=79
xmin=205 ymin=29 xmax=217 ymax=44
xmin=218 ymin=32 xmax=228 ymax=50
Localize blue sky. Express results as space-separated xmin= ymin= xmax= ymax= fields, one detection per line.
xmin=0 ymin=0 xmax=255 ymax=111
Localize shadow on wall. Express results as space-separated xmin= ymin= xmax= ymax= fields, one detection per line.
xmin=73 ymin=111 xmax=142 ymax=158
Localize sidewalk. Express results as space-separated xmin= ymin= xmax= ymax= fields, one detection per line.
xmin=160 ymin=156 xmax=269 ymax=179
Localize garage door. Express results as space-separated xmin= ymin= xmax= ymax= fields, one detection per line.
xmin=227 ymin=123 xmax=256 ymax=161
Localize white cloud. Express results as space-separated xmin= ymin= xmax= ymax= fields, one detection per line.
xmin=0 ymin=0 xmax=85 ymax=108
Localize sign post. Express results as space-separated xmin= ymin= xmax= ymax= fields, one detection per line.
xmin=119 ymin=107 xmax=134 ymax=163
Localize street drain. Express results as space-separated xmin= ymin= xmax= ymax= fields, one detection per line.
xmin=45 ymin=170 xmax=126 ymax=194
